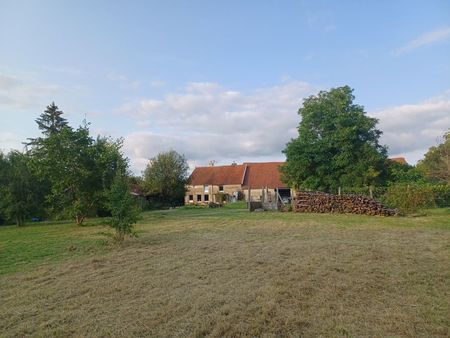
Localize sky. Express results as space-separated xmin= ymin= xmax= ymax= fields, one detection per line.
xmin=0 ymin=0 xmax=449 ymax=174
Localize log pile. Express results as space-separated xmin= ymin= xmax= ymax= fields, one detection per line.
xmin=293 ymin=191 xmax=397 ymax=216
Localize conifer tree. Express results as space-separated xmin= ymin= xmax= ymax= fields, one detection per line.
xmin=35 ymin=102 xmax=70 ymax=136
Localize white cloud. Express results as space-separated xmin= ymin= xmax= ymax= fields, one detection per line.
xmin=0 ymin=131 xmax=23 ymax=153
xmin=121 ymin=81 xmax=317 ymax=173
xmin=371 ymin=91 xmax=450 ymax=163
xmin=0 ymin=72 xmax=62 ymax=110
xmin=120 ymin=82 xmax=449 ymax=172
xmin=394 ymin=26 xmax=450 ymax=54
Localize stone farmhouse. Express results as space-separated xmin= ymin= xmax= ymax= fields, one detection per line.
xmin=185 ymin=162 xmax=291 ymax=205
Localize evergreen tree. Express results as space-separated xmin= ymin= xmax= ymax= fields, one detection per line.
xmin=35 ymin=102 xmax=70 ymax=136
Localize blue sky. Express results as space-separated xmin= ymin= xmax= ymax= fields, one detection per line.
xmin=1 ymin=0 xmax=449 ymax=173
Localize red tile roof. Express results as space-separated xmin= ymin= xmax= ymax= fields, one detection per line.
xmin=243 ymin=162 xmax=287 ymax=189
xmin=189 ymin=164 xmax=246 ymax=185
xmin=189 ymin=162 xmax=287 ymax=189
xmin=389 ymin=157 xmax=408 ymax=165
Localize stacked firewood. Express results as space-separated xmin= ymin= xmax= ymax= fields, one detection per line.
xmin=293 ymin=191 xmax=397 ymax=216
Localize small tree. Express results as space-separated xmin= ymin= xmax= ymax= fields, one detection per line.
xmin=108 ymin=171 xmax=139 ymax=242
xmin=143 ymin=150 xmax=189 ymax=206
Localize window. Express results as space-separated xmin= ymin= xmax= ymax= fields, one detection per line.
xmin=219 ymin=185 xmax=224 ymax=192
xmin=188 ymin=195 xmax=193 ymax=201
xmin=204 ymin=194 xmax=209 ymax=202
xmin=204 ymin=185 xmax=209 ymax=193
xmin=197 ymin=194 xmax=202 ymax=202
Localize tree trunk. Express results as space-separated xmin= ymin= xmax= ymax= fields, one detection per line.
xmin=76 ymin=214 xmax=85 ymax=225
xmin=16 ymin=216 xmax=22 ymax=226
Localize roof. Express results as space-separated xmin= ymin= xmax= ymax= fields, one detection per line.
xmin=389 ymin=157 xmax=408 ymax=165
xmin=243 ymin=162 xmax=287 ymax=189
xmin=189 ymin=164 xmax=246 ymax=185
xmin=188 ymin=162 xmax=287 ymax=189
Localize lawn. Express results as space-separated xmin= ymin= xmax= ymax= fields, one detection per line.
xmin=1 ymin=207 xmax=449 ymax=337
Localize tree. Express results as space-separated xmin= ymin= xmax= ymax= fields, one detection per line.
xmin=0 ymin=151 xmax=45 ymax=225
xmin=108 ymin=170 xmax=139 ymax=242
xmin=36 ymin=102 xmax=70 ymax=136
xmin=417 ymin=130 xmax=450 ymax=183
xmin=143 ymin=150 xmax=189 ymax=206
xmin=386 ymin=161 xmax=426 ymax=184
xmin=281 ymin=86 xmax=388 ymax=192
xmin=30 ymin=104 xmax=127 ymax=224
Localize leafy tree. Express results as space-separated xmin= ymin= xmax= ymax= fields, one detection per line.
xmin=108 ymin=170 xmax=139 ymax=241
xmin=281 ymin=86 xmax=388 ymax=192
xmin=0 ymin=151 xmax=45 ymax=225
xmin=417 ymin=130 xmax=450 ymax=183
xmin=143 ymin=150 xmax=189 ymax=206
xmin=30 ymin=104 xmax=127 ymax=224
xmin=386 ymin=161 xmax=426 ymax=184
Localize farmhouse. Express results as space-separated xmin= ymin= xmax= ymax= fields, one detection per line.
xmin=185 ymin=162 xmax=291 ymax=205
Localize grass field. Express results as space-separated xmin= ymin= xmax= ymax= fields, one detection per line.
xmin=1 ymin=206 xmax=449 ymax=337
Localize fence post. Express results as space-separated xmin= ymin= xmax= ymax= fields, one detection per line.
xmin=369 ymin=186 xmax=373 ymax=199
xmin=338 ymin=186 xmax=341 ymax=196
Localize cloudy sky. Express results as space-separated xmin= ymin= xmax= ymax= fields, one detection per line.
xmin=1 ymin=0 xmax=449 ymax=173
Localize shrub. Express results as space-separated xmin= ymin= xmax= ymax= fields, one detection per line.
xmin=108 ymin=172 xmax=139 ymax=242
xmin=213 ymin=193 xmax=227 ymax=204
xmin=383 ymin=184 xmax=435 ymax=214
xmin=430 ymin=184 xmax=450 ymax=207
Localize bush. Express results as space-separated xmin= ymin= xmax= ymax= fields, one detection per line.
xmin=383 ymin=184 xmax=435 ymax=214
xmin=430 ymin=184 xmax=450 ymax=207
xmin=108 ymin=172 xmax=139 ymax=242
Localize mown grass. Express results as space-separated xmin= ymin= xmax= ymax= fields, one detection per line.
xmin=0 ymin=207 xmax=449 ymax=337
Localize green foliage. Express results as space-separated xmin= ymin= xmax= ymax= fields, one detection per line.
xmin=383 ymin=183 xmax=435 ymax=214
xmin=143 ymin=150 xmax=189 ymax=206
xmin=29 ymin=104 xmax=128 ymax=224
xmin=213 ymin=193 xmax=227 ymax=204
xmin=429 ymin=184 xmax=450 ymax=207
xmin=0 ymin=151 xmax=46 ymax=225
xmin=417 ymin=130 xmax=450 ymax=183
xmin=282 ymin=86 xmax=387 ymax=192
xmin=108 ymin=171 xmax=139 ymax=241
xmin=387 ymin=161 xmax=426 ymax=184
xmin=35 ymin=102 xmax=69 ymax=136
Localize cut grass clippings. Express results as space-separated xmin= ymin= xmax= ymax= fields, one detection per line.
xmin=0 ymin=207 xmax=449 ymax=337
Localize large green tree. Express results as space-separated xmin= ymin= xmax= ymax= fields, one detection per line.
xmin=281 ymin=86 xmax=388 ymax=192
xmin=143 ymin=150 xmax=188 ymax=206
xmin=31 ymin=105 xmax=127 ymax=224
xmin=0 ymin=151 xmax=46 ymax=225
xmin=417 ymin=130 xmax=450 ymax=183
